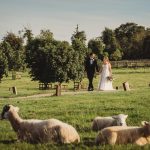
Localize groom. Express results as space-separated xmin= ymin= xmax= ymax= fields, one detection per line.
xmin=85 ymin=52 xmax=99 ymax=91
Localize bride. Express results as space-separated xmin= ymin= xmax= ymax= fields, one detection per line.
xmin=98 ymin=56 xmax=114 ymax=91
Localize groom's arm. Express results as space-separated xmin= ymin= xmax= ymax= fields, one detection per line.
xmin=95 ymin=60 xmax=99 ymax=72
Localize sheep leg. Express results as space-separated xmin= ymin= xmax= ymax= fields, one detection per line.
xmin=95 ymin=132 xmax=106 ymax=145
xmin=135 ymin=137 xmax=148 ymax=146
xmin=107 ymin=132 xmax=117 ymax=145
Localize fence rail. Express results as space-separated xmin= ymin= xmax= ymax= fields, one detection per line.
xmin=111 ymin=60 xmax=150 ymax=68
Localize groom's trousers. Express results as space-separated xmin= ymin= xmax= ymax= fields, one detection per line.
xmin=87 ymin=73 xmax=94 ymax=90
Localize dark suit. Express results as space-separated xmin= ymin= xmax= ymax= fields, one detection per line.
xmin=85 ymin=57 xmax=99 ymax=90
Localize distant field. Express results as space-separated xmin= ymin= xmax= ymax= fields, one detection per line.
xmin=0 ymin=68 xmax=150 ymax=149
xmin=0 ymin=67 xmax=150 ymax=98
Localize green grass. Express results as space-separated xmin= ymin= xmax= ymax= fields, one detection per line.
xmin=0 ymin=68 xmax=150 ymax=149
xmin=0 ymin=67 xmax=150 ymax=98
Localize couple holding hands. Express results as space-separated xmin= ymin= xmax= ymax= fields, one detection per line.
xmin=85 ymin=52 xmax=114 ymax=91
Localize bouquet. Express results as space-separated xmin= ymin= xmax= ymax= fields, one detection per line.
xmin=107 ymin=76 xmax=113 ymax=81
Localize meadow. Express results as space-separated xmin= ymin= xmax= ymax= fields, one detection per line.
xmin=0 ymin=68 xmax=150 ymax=150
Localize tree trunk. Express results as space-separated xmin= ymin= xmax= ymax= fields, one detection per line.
xmin=44 ymin=83 xmax=48 ymax=90
xmin=12 ymin=71 xmax=16 ymax=80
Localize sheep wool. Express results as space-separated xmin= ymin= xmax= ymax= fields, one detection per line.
xmin=1 ymin=105 xmax=80 ymax=144
xmin=92 ymin=114 xmax=128 ymax=131
xmin=95 ymin=121 xmax=150 ymax=146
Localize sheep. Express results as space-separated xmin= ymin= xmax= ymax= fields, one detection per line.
xmin=1 ymin=104 xmax=80 ymax=144
xmin=92 ymin=114 xmax=128 ymax=131
xmin=95 ymin=121 xmax=150 ymax=146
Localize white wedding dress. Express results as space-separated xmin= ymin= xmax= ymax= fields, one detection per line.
xmin=98 ymin=64 xmax=114 ymax=91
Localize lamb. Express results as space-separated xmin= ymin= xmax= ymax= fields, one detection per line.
xmin=95 ymin=121 xmax=150 ymax=146
xmin=1 ymin=104 xmax=80 ymax=144
xmin=92 ymin=114 xmax=128 ymax=131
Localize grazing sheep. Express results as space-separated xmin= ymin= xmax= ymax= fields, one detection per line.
xmin=92 ymin=114 xmax=128 ymax=131
xmin=1 ymin=104 xmax=80 ymax=144
xmin=95 ymin=121 xmax=150 ymax=146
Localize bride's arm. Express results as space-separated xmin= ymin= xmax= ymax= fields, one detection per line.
xmin=99 ymin=65 xmax=103 ymax=74
xmin=108 ymin=63 xmax=112 ymax=76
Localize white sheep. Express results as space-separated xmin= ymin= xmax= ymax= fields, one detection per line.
xmin=92 ymin=114 xmax=128 ymax=131
xmin=1 ymin=104 xmax=80 ymax=144
xmin=95 ymin=121 xmax=150 ymax=146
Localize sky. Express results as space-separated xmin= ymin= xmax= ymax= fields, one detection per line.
xmin=0 ymin=0 xmax=150 ymax=42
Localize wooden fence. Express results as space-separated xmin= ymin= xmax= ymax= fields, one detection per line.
xmin=111 ymin=60 xmax=150 ymax=68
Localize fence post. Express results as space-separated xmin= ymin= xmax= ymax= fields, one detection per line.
xmin=12 ymin=86 xmax=17 ymax=95
xmin=123 ymin=82 xmax=130 ymax=91
xmin=56 ymin=84 xmax=61 ymax=96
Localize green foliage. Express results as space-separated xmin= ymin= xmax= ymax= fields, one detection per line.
xmin=143 ymin=35 xmax=150 ymax=59
xmin=88 ymin=37 xmax=104 ymax=59
xmin=71 ymin=24 xmax=86 ymax=44
xmin=22 ymin=27 xmax=34 ymax=43
xmin=26 ymin=30 xmax=56 ymax=83
xmin=101 ymin=28 xmax=121 ymax=60
xmin=0 ymin=47 xmax=8 ymax=81
xmin=71 ymin=25 xmax=88 ymax=81
xmin=52 ymin=41 xmax=79 ymax=82
xmin=26 ymin=30 xmax=82 ymax=84
xmin=1 ymin=32 xmax=25 ymax=71
xmin=110 ymin=49 xmax=123 ymax=61
xmin=115 ymin=23 xmax=147 ymax=59
xmin=0 ymin=22 xmax=149 ymax=82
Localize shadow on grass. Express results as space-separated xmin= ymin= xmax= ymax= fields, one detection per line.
xmin=0 ymin=139 xmax=17 ymax=144
xmin=82 ymin=137 xmax=95 ymax=147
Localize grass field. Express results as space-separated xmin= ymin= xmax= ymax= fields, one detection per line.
xmin=0 ymin=68 xmax=150 ymax=149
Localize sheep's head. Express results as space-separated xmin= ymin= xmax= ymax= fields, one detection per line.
xmin=141 ymin=121 xmax=150 ymax=135
xmin=1 ymin=105 xmax=19 ymax=120
xmin=112 ymin=114 xmax=128 ymax=126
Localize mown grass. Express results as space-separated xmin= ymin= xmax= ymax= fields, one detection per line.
xmin=0 ymin=67 xmax=150 ymax=98
xmin=0 ymin=68 xmax=150 ymax=149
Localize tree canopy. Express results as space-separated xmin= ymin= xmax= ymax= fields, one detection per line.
xmin=1 ymin=32 xmax=25 ymax=71
xmin=71 ymin=25 xmax=88 ymax=81
xmin=0 ymin=45 xmax=8 ymax=81
xmin=26 ymin=30 xmax=83 ymax=85
xmin=0 ymin=22 xmax=149 ymax=82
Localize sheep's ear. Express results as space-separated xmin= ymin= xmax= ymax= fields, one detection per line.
xmin=14 ymin=107 xmax=20 ymax=112
xmin=112 ymin=115 xmax=118 ymax=119
xmin=3 ymin=105 xmax=10 ymax=112
xmin=1 ymin=105 xmax=10 ymax=120
xmin=141 ymin=121 xmax=149 ymax=126
xmin=125 ymin=115 xmax=128 ymax=119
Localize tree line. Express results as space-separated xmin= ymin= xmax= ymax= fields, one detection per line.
xmin=0 ymin=22 xmax=150 ymax=85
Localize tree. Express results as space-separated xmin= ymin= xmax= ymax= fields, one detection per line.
xmin=71 ymin=24 xmax=86 ymax=44
xmin=71 ymin=25 xmax=88 ymax=81
xmin=0 ymin=45 xmax=8 ymax=81
xmin=115 ymin=23 xmax=146 ymax=59
xmin=110 ymin=49 xmax=122 ymax=61
xmin=88 ymin=37 xmax=104 ymax=59
xmin=26 ymin=30 xmax=80 ymax=89
xmin=1 ymin=32 xmax=25 ymax=71
xmin=143 ymin=35 xmax=150 ymax=59
xmin=21 ymin=27 xmax=33 ymax=43
xmin=101 ymin=28 xmax=121 ymax=60
xmin=26 ymin=30 xmax=55 ymax=85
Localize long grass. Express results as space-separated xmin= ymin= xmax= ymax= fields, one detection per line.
xmin=0 ymin=68 xmax=150 ymax=149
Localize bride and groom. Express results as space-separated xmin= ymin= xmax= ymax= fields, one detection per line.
xmin=85 ymin=52 xmax=114 ymax=91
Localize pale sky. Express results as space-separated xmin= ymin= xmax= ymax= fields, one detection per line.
xmin=0 ymin=0 xmax=150 ymax=42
